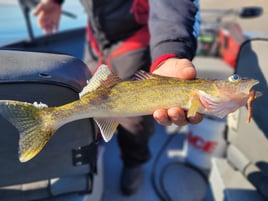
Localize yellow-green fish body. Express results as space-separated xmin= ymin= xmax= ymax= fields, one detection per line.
xmin=0 ymin=65 xmax=261 ymax=162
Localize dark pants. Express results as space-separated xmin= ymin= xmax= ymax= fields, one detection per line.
xmin=84 ymin=36 xmax=154 ymax=167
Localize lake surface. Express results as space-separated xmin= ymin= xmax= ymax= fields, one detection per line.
xmin=0 ymin=1 xmax=87 ymax=46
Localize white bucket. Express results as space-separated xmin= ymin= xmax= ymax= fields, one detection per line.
xmin=184 ymin=116 xmax=227 ymax=170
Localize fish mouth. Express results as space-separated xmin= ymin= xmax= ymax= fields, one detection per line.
xmin=254 ymin=90 xmax=262 ymax=98
xmin=249 ymin=80 xmax=262 ymax=98
xmin=243 ymin=79 xmax=261 ymax=96
xmin=248 ymin=79 xmax=259 ymax=88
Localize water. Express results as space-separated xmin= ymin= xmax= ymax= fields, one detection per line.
xmin=0 ymin=1 xmax=87 ymax=46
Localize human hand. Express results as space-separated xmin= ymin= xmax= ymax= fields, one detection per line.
xmin=33 ymin=0 xmax=61 ymax=34
xmin=152 ymin=58 xmax=203 ymax=126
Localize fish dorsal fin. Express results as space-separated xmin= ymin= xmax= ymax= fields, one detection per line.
xmin=94 ymin=118 xmax=119 ymax=142
xmin=133 ymin=70 xmax=160 ymax=80
xmin=133 ymin=70 xmax=181 ymax=81
xmin=80 ymin=64 xmax=122 ymax=97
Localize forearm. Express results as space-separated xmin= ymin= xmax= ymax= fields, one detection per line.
xmin=148 ymin=0 xmax=200 ymax=71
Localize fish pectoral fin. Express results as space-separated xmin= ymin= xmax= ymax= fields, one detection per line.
xmin=94 ymin=118 xmax=119 ymax=142
xmin=187 ymin=94 xmax=201 ymax=118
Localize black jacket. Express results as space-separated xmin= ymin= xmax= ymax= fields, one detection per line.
xmin=59 ymin=0 xmax=200 ymax=68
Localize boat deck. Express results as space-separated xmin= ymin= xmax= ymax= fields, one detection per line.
xmin=101 ymin=124 xmax=208 ymax=201
xmin=44 ymin=124 xmax=210 ymax=201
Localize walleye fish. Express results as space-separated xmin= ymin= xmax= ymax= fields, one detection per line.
xmin=0 ymin=64 xmax=261 ymax=162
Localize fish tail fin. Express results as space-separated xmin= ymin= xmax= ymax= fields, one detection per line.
xmin=0 ymin=100 xmax=56 ymax=162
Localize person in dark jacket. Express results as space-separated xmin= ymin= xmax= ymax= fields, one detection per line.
xmin=34 ymin=0 xmax=202 ymax=196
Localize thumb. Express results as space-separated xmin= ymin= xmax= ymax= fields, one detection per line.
xmin=179 ymin=62 xmax=196 ymax=80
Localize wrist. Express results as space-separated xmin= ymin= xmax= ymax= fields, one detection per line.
xmin=150 ymin=54 xmax=176 ymax=72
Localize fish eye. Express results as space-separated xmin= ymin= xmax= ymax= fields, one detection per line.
xmin=228 ymin=74 xmax=241 ymax=82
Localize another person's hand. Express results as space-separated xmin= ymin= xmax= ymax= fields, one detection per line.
xmin=152 ymin=58 xmax=203 ymax=126
xmin=33 ymin=0 xmax=61 ymax=34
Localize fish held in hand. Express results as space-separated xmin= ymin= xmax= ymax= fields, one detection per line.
xmin=0 ymin=65 xmax=261 ymax=162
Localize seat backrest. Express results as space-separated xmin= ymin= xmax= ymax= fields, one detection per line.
xmin=0 ymin=50 xmax=97 ymax=201
xmin=227 ymin=39 xmax=268 ymax=199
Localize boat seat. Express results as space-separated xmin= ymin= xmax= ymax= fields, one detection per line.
xmin=0 ymin=50 xmax=98 ymax=201
xmin=209 ymin=39 xmax=268 ymax=201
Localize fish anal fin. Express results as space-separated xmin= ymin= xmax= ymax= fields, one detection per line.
xmin=94 ymin=118 xmax=119 ymax=142
xmin=80 ymin=64 xmax=122 ymax=97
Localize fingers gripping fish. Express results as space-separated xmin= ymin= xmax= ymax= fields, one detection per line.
xmin=0 ymin=65 xmax=261 ymax=162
